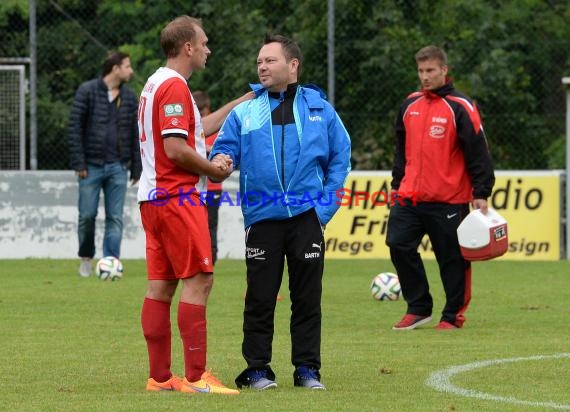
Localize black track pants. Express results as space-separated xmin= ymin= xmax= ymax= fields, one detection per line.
xmin=386 ymin=200 xmax=472 ymax=326
xmin=242 ymin=208 xmax=325 ymax=370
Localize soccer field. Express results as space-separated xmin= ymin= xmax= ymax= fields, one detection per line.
xmin=1 ymin=258 xmax=569 ymax=411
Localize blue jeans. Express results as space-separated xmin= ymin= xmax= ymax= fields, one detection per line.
xmin=77 ymin=162 xmax=128 ymax=258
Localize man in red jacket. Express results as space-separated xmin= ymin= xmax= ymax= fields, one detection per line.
xmin=386 ymin=45 xmax=495 ymax=330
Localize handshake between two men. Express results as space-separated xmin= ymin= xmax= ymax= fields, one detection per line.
xmin=208 ymin=153 xmax=233 ymax=182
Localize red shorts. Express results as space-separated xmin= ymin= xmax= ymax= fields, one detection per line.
xmin=140 ymin=196 xmax=213 ymax=280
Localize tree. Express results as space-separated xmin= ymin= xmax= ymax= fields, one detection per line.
xmin=0 ymin=0 xmax=568 ymax=170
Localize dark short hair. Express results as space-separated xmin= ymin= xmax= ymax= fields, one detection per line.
xmin=193 ymin=90 xmax=210 ymax=112
xmin=415 ymin=45 xmax=448 ymax=65
xmin=102 ymin=51 xmax=129 ymax=76
xmin=160 ymin=15 xmax=203 ymax=58
xmin=263 ymin=34 xmax=303 ymax=81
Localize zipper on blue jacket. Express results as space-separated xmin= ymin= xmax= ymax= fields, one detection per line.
xmin=280 ymin=92 xmax=285 ymax=189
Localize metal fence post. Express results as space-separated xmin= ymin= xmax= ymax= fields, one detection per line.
xmin=327 ymin=0 xmax=335 ymax=106
xmin=29 ymin=0 xmax=37 ymax=170
xmin=562 ymin=77 xmax=570 ymax=260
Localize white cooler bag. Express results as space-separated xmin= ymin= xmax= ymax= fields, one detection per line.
xmin=456 ymin=208 xmax=508 ymax=261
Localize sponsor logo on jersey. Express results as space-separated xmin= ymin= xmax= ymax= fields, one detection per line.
xmin=429 ymin=125 xmax=445 ymax=138
xmin=164 ymin=103 xmax=184 ymax=116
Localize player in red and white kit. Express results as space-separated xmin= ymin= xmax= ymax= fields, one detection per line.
xmin=137 ymin=15 xmax=253 ymax=394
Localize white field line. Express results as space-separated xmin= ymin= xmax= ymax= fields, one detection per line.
xmin=426 ymin=353 xmax=570 ymax=410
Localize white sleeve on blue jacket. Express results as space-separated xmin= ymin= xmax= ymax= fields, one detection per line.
xmin=209 ymin=109 xmax=241 ymax=168
xmin=315 ymin=107 xmax=351 ymax=225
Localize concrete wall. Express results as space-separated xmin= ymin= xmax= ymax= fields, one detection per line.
xmin=0 ymin=171 xmax=245 ymax=259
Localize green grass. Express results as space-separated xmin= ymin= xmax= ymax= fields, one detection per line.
xmin=1 ymin=259 xmax=569 ymax=411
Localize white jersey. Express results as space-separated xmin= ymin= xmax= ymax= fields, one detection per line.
xmin=137 ymin=67 xmax=207 ymax=203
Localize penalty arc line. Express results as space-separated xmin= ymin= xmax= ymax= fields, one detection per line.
xmin=425 ymin=353 xmax=570 ymax=410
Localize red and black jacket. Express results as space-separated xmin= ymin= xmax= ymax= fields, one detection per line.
xmin=391 ymin=81 xmax=495 ymax=203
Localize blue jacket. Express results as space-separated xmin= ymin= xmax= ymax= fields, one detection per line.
xmin=211 ymin=84 xmax=351 ymax=228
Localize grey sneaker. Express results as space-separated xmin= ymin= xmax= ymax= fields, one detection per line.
xmin=236 ymin=369 xmax=277 ymax=390
xmin=293 ymin=366 xmax=325 ymax=390
xmin=78 ymin=258 xmax=92 ymax=277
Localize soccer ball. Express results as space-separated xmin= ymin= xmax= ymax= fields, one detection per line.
xmin=95 ymin=256 xmax=123 ymax=281
xmin=370 ymin=272 xmax=401 ymax=301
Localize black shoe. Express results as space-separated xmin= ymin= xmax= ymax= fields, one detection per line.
xmin=235 ymin=368 xmax=277 ymax=390
xmin=293 ymin=366 xmax=325 ymax=390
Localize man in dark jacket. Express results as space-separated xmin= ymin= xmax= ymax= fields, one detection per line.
xmin=68 ymin=51 xmax=141 ymax=277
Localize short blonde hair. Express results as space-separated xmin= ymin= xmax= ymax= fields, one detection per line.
xmin=160 ymin=15 xmax=203 ymax=58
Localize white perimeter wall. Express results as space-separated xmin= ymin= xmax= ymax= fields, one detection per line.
xmin=0 ymin=171 xmax=245 ymax=259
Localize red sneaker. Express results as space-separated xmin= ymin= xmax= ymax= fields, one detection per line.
xmin=435 ymin=321 xmax=459 ymax=330
xmin=392 ymin=314 xmax=432 ymax=330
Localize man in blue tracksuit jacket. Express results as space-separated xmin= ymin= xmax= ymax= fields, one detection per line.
xmin=211 ymin=35 xmax=351 ymax=391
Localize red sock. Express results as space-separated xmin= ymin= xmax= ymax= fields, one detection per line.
xmin=178 ymin=302 xmax=207 ymax=382
xmin=141 ymin=297 xmax=171 ymax=382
